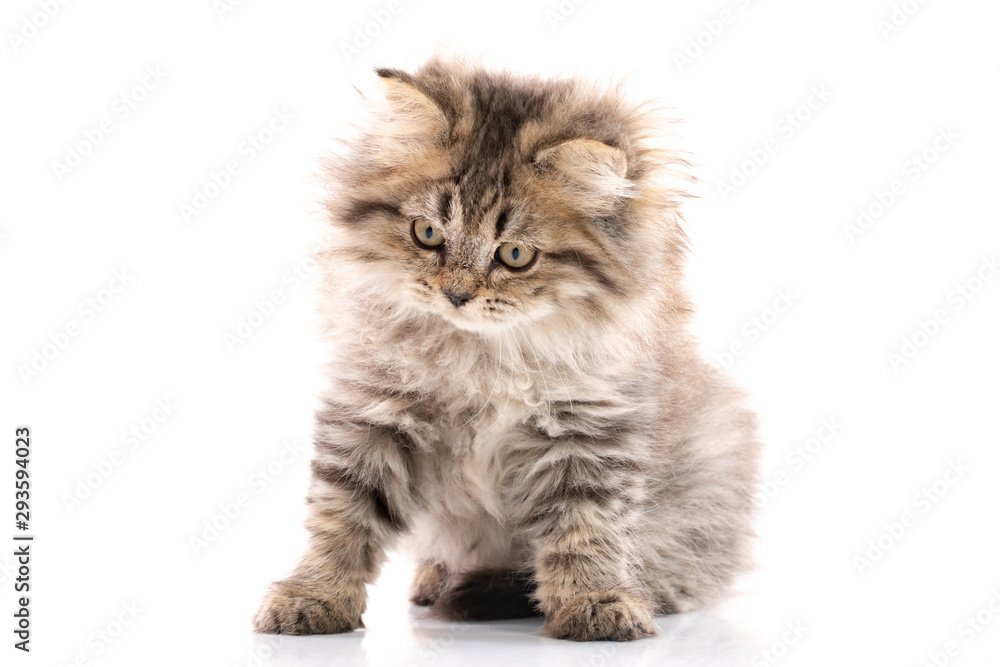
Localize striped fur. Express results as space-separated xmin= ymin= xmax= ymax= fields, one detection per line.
xmin=253 ymin=56 xmax=761 ymax=642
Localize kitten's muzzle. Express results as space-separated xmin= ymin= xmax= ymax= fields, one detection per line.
xmin=443 ymin=288 xmax=474 ymax=308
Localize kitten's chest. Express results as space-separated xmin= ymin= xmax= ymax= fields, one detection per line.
xmin=413 ymin=369 xmax=550 ymax=521
xmin=374 ymin=327 xmax=586 ymax=517
xmin=423 ymin=383 xmax=536 ymax=516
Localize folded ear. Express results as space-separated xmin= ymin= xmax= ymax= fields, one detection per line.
xmin=373 ymin=68 xmax=448 ymax=141
xmin=534 ymin=139 xmax=634 ymax=208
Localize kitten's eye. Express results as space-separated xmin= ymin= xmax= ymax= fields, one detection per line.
xmin=412 ymin=217 xmax=444 ymax=248
xmin=495 ymin=243 xmax=537 ymax=270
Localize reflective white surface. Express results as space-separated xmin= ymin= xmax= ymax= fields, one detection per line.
xmin=245 ymin=556 xmax=768 ymax=667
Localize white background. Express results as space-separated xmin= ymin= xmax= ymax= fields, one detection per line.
xmin=3 ymin=0 xmax=999 ymax=665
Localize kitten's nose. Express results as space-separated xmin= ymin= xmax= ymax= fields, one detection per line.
xmin=443 ymin=288 xmax=473 ymax=308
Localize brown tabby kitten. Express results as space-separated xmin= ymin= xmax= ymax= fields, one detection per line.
xmin=253 ymin=57 xmax=761 ymax=642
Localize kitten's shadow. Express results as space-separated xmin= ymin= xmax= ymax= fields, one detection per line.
xmin=250 ymin=602 xmax=760 ymax=667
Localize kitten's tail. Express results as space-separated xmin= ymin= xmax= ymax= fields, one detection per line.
xmin=430 ymin=569 xmax=541 ymax=621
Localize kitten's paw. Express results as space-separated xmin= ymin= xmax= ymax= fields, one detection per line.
xmin=409 ymin=562 xmax=447 ymax=606
xmin=544 ymin=591 xmax=657 ymax=642
xmin=253 ymin=580 xmax=363 ymax=635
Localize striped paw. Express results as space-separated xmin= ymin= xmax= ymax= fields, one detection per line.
xmin=253 ymin=580 xmax=363 ymax=635
xmin=544 ymin=591 xmax=657 ymax=642
xmin=409 ymin=562 xmax=448 ymax=606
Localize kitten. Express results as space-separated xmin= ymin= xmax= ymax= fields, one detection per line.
xmin=253 ymin=57 xmax=761 ymax=642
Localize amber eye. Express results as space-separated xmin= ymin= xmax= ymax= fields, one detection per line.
xmin=495 ymin=242 xmax=536 ymax=270
xmin=412 ymin=217 xmax=444 ymax=248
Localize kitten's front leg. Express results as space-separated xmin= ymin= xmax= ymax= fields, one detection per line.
xmin=253 ymin=413 xmax=415 ymax=634
xmin=516 ymin=431 xmax=657 ymax=641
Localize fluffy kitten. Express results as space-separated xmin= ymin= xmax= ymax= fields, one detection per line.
xmin=253 ymin=57 xmax=761 ymax=642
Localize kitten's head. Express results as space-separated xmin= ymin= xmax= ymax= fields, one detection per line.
xmin=323 ymin=57 xmax=689 ymax=333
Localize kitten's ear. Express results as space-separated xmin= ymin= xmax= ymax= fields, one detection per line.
xmin=372 ymin=68 xmax=447 ymax=140
xmin=534 ymin=139 xmax=634 ymax=207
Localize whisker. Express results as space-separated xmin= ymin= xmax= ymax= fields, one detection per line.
xmin=518 ymin=308 xmax=575 ymax=415
xmin=512 ymin=320 xmax=552 ymax=417
xmin=459 ymin=328 xmax=504 ymax=428
xmin=510 ymin=302 xmax=576 ymax=414
xmin=482 ymin=330 xmax=516 ymax=433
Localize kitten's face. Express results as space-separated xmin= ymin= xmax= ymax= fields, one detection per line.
xmin=395 ymin=178 xmax=588 ymax=333
xmin=328 ymin=63 xmax=675 ymax=334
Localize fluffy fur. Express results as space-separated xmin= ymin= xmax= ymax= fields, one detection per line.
xmin=253 ymin=57 xmax=761 ymax=642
